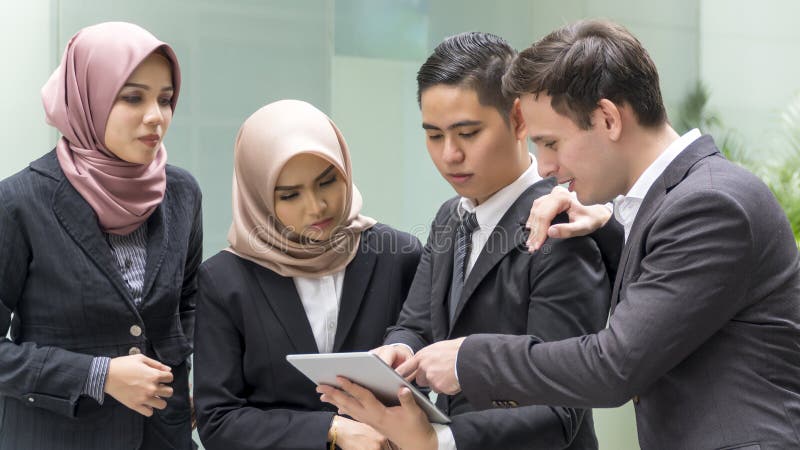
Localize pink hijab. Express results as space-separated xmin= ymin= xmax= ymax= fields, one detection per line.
xmin=226 ymin=100 xmax=376 ymax=278
xmin=41 ymin=22 xmax=181 ymax=235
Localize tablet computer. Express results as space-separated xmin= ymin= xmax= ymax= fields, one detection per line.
xmin=286 ymin=352 xmax=451 ymax=424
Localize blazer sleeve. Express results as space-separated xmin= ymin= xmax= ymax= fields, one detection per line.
xmin=449 ymin=234 xmax=610 ymax=450
xmin=0 ymin=192 xmax=93 ymax=418
xmin=458 ymin=190 xmax=756 ymax=409
xmin=180 ymin=190 xmax=202 ymax=346
xmin=383 ymin=219 xmax=437 ymax=352
xmin=193 ymin=264 xmax=335 ymax=450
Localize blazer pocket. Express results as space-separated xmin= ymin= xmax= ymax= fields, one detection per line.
xmin=154 ymin=361 xmax=191 ymax=425
xmin=716 ymin=444 xmax=760 ymax=450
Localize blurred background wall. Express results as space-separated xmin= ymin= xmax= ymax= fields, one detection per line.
xmin=2 ymin=1 xmax=799 ymax=448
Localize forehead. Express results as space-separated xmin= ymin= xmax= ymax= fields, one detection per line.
xmin=519 ymin=93 xmax=580 ymax=136
xmin=277 ymin=153 xmax=334 ymax=183
xmin=126 ymin=52 xmax=173 ymax=84
xmin=420 ymin=84 xmax=501 ymax=125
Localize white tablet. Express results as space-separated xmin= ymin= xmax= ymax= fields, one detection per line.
xmin=287 ymin=352 xmax=451 ymax=424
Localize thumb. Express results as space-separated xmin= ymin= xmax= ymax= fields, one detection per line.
xmin=548 ymin=220 xmax=591 ymax=239
xmin=398 ymin=388 xmax=421 ymax=413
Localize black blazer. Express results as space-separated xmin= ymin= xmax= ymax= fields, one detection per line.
xmin=385 ymin=178 xmax=612 ymax=450
xmin=0 ymin=151 xmax=203 ymax=449
xmin=194 ymin=224 xmax=422 ymax=450
xmin=458 ymin=137 xmax=800 ymax=450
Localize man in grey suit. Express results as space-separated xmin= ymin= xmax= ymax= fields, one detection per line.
xmin=398 ymin=19 xmax=800 ymax=450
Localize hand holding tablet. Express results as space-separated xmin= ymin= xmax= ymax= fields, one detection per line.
xmin=286 ymin=352 xmax=450 ymax=424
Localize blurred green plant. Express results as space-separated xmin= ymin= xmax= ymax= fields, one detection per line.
xmin=674 ymin=81 xmax=800 ymax=245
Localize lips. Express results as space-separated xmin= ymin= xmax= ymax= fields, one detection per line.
xmin=138 ymin=134 xmax=160 ymax=148
xmin=558 ymin=178 xmax=575 ymax=192
xmin=447 ymin=173 xmax=473 ymax=184
xmin=309 ymin=218 xmax=334 ymax=230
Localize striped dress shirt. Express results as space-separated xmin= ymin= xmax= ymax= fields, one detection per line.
xmin=82 ymin=223 xmax=148 ymax=403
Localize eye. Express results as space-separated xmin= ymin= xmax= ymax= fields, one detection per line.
xmin=544 ymin=140 xmax=557 ymax=149
xmin=278 ymin=192 xmax=299 ymax=201
xmin=158 ymin=96 xmax=172 ymax=107
xmin=427 ymin=134 xmax=443 ymax=141
xmin=459 ymin=129 xmax=479 ymax=138
xmin=120 ymin=95 xmax=142 ymax=104
xmin=320 ymin=175 xmax=337 ymax=187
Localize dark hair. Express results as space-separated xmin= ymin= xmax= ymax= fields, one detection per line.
xmin=417 ymin=32 xmax=517 ymax=121
xmin=502 ymin=19 xmax=667 ymax=129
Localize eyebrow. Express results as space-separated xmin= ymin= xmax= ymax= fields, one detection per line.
xmin=422 ymin=120 xmax=483 ymax=131
xmin=529 ymin=135 xmax=555 ymax=143
xmin=275 ymin=164 xmax=336 ymax=191
xmin=121 ymin=82 xmax=174 ymax=92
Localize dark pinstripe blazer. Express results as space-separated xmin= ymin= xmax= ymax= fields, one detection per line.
xmin=0 ymin=150 xmax=202 ymax=450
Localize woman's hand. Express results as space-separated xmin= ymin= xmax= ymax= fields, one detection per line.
xmin=331 ymin=415 xmax=394 ymax=450
xmin=104 ymin=354 xmax=174 ymax=417
xmin=526 ymin=185 xmax=611 ymax=251
xmin=320 ymin=377 xmax=437 ymax=450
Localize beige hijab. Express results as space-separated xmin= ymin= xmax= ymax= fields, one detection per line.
xmin=226 ymin=99 xmax=376 ymax=278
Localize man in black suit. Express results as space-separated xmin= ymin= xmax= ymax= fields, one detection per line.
xmin=320 ymin=32 xmax=613 ymax=450
xmin=399 ymin=20 xmax=800 ymax=450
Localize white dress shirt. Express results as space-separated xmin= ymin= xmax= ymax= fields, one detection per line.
xmin=613 ymin=129 xmax=702 ymax=242
xmin=458 ymin=154 xmax=543 ymax=278
xmin=293 ymin=270 xmax=345 ymax=354
xmin=434 ymin=155 xmax=542 ymax=450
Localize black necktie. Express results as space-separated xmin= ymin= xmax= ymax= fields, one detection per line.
xmin=449 ymin=212 xmax=479 ymax=322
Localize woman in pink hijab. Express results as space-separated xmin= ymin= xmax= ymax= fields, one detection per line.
xmin=192 ymin=100 xmax=421 ymax=450
xmin=0 ymin=22 xmax=201 ymax=450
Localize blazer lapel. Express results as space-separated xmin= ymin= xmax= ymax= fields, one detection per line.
xmin=430 ymin=203 xmax=458 ymax=341
xmin=449 ymin=184 xmax=541 ymax=334
xmin=609 ymin=181 xmax=666 ymax=314
xmin=52 ymin=179 xmax=139 ymax=314
xmin=609 ymin=136 xmax=721 ymax=314
xmin=252 ymin=267 xmax=319 ymax=353
xmin=332 ymin=235 xmax=377 ymax=352
xmin=141 ymin=199 xmax=168 ymax=301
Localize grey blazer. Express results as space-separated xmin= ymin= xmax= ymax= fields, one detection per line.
xmin=386 ymin=178 xmax=612 ymax=450
xmin=0 ymin=150 xmax=203 ymax=450
xmin=458 ymin=136 xmax=800 ymax=450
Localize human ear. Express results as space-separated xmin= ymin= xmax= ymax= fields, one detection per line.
xmin=596 ymin=99 xmax=622 ymax=141
xmin=511 ymin=98 xmax=527 ymax=141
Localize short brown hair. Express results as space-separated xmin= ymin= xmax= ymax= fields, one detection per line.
xmin=503 ymin=19 xmax=667 ymax=129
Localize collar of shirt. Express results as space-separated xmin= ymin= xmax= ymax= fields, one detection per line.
xmin=457 ymin=154 xmax=542 ymax=276
xmin=613 ymin=128 xmax=702 ymax=241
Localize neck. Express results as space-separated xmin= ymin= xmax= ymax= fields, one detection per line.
xmin=621 ymin=123 xmax=681 ymax=193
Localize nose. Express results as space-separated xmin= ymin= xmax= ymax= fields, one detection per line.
xmin=536 ymin=147 xmax=559 ymax=179
xmin=143 ymin=100 xmax=165 ymax=126
xmin=304 ymin=192 xmax=326 ymax=217
xmin=441 ymin=136 xmax=464 ymax=165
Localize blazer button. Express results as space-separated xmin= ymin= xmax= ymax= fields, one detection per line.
xmin=130 ymin=325 xmax=142 ymax=337
xmin=128 ymin=346 xmax=142 ymax=355
xmin=632 ymin=395 xmax=640 ymax=404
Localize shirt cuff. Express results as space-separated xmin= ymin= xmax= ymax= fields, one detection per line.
xmin=454 ymin=346 xmax=460 ymax=385
xmin=390 ymin=343 xmax=415 ymax=357
xmin=82 ymin=356 xmax=111 ymax=404
xmin=432 ymin=424 xmax=457 ymax=450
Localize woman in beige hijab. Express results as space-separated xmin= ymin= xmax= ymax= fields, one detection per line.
xmin=193 ymin=100 xmax=422 ymax=450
